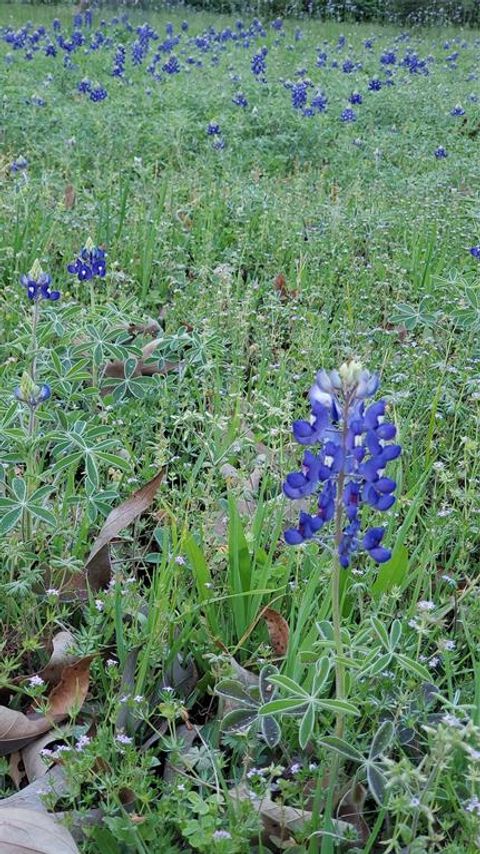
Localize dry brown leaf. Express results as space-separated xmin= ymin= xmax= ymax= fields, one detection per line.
xmin=0 ymin=807 xmax=79 ymax=853
xmin=84 ymin=470 xmax=164 ymax=576
xmin=47 ymin=656 xmax=94 ymax=721
xmin=37 ymin=632 xmax=77 ymax=686
xmin=0 ymin=767 xmax=68 ymax=814
xmin=261 ymin=607 xmax=289 ymax=656
xmin=21 ymin=729 xmax=70 ymax=784
xmin=8 ymin=752 xmax=23 ymax=789
xmin=0 ymin=709 xmax=53 ymax=757
xmin=274 ymin=273 xmax=298 ymax=301
xmin=102 ymin=337 xmax=182 ymax=395
xmin=64 ymin=184 xmax=76 ymax=210
xmin=337 ymin=782 xmax=370 ymax=845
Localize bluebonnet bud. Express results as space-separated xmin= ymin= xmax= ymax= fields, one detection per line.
xmin=349 ymin=92 xmax=362 ymax=105
xmin=451 ymin=104 xmax=465 ymax=116
xmin=11 ymin=156 xmax=28 ymax=172
xmin=15 ymin=373 xmax=51 ymax=409
xmin=435 ymin=146 xmax=448 ymax=158
xmin=21 ymin=260 xmax=60 ymax=301
xmin=232 ymin=92 xmax=248 ymax=108
xmin=283 ymin=363 xmax=400 ymax=568
xmin=67 ymin=238 xmax=106 ymax=281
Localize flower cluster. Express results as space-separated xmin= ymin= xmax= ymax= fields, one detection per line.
xmin=283 ymin=363 xmax=400 ymax=567
xmin=21 ymin=270 xmax=60 ymax=301
xmin=67 ymin=240 xmax=106 ymax=281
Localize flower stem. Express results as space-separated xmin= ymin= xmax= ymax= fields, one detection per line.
xmin=332 ymin=469 xmax=346 ymax=739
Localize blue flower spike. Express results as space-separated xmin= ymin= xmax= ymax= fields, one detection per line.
xmin=283 ymin=361 xmax=400 ymax=568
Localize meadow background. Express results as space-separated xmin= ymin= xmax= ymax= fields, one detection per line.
xmin=0 ymin=2 xmax=480 ymax=852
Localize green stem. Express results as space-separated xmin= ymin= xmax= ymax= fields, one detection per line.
xmin=332 ymin=472 xmax=346 ymax=739
xmin=22 ymin=299 xmax=41 ymax=543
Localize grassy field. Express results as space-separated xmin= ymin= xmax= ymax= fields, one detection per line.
xmin=1 ymin=5 xmax=480 ymax=853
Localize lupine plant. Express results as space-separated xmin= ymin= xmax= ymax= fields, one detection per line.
xmin=282 ymin=362 xmax=400 ymax=738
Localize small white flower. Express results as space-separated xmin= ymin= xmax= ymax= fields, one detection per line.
xmin=45 ymin=588 xmax=59 ymax=597
xmin=290 ymin=762 xmax=301 ymax=775
xmin=133 ymin=695 xmax=144 ymax=703
xmin=213 ymin=830 xmax=232 ymax=841
xmin=116 ymin=733 xmax=133 ymax=745
xmin=417 ymin=600 xmax=435 ymax=612
xmin=94 ymin=599 xmax=104 ymax=612
xmin=410 ymin=796 xmax=421 ymax=807
xmin=75 ymin=735 xmax=91 ymax=751
xmin=442 ymin=713 xmax=462 ymax=728
xmin=438 ymin=639 xmax=456 ymax=652
xmin=106 ymin=658 xmax=118 ymax=668
xmin=428 ymin=657 xmax=439 ymax=669
xmin=175 ymin=556 xmax=186 ymax=566
xmin=29 ymin=675 xmax=45 ymax=688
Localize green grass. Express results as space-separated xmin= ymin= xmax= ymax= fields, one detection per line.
xmin=0 ymin=5 xmax=480 ymax=853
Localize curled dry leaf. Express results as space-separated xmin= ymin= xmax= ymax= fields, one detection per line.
xmin=22 ymin=728 xmax=71 ymax=784
xmin=48 ymin=655 xmax=94 ymax=721
xmin=0 ymin=766 xmax=68 ymax=812
xmin=261 ymin=607 xmax=289 ymax=656
xmin=8 ymin=752 xmax=23 ymax=789
xmin=0 ymin=807 xmax=79 ymax=853
xmin=37 ymin=632 xmax=77 ymax=687
xmin=0 ymin=708 xmax=53 ymax=758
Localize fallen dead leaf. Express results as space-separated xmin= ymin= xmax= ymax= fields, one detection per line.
xmin=0 ymin=807 xmax=79 ymax=853
xmin=22 ymin=729 xmax=71 ymax=784
xmin=0 ymin=709 xmax=53 ymax=757
xmin=261 ymin=607 xmax=289 ymax=656
xmin=102 ymin=337 xmax=182 ymax=396
xmin=0 ymin=766 xmax=68 ymax=812
xmin=37 ymin=632 xmax=77 ymax=687
xmin=48 ymin=656 xmax=94 ymax=721
xmin=8 ymin=752 xmax=23 ymax=789
xmin=64 ymin=184 xmax=76 ymax=210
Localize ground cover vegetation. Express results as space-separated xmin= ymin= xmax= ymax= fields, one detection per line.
xmin=1 ymin=4 xmax=480 ymax=852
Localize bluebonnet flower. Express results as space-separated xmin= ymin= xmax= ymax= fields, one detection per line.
xmin=451 ymin=104 xmax=465 ymax=116
xmin=363 ymin=39 xmax=373 ymax=49
xmin=435 ymin=146 xmax=448 ymax=158
xmin=232 ymin=92 xmax=248 ymax=108
xmin=340 ymin=108 xmax=357 ymax=122
xmin=207 ymin=122 xmax=221 ymax=136
xmin=251 ymin=51 xmax=266 ymax=77
xmin=112 ymin=44 xmax=126 ymax=77
xmin=342 ymin=59 xmax=355 ymax=73
xmin=77 ymin=78 xmax=92 ymax=94
xmin=349 ymin=92 xmax=362 ymax=105
xmin=470 ymin=246 xmax=480 ymax=259
xmin=89 ymin=86 xmax=108 ymax=102
xmin=67 ymin=239 xmax=106 ymax=281
xmin=212 ymin=137 xmax=226 ymax=150
xmin=311 ymin=90 xmax=328 ymax=113
xmin=368 ymin=78 xmax=382 ymax=91
xmin=316 ymin=51 xmax=327 ymax=67
xmin=162 ymin=55 xmax=180 ymax=74
xmin=21 ymin=266 xmax=60 ymax=301
xmin=181 ymin=21 xmax=189 ymax=32
xmin=283 ymin=363 xmax=400 ymax=568
xmin=291 ymin=81 xmax=308 ymax=110
xmin=11 ymin=156 xmax=28 ymax=173
xmin=271 ymin=18 xmax=283 ymax=31
xmin=380 ymin=50 xmax=396 ymax=65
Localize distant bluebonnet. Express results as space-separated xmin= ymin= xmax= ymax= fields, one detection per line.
xmin=77 ymin=78 xmax=92 ymax=94
xmin=451 ymin=104 xmax=465 ymax=116
xmin=311 ymin=90 xmax=328 ymax=113
xmin=368 ymin=78 xmax=382 ymax=91
xmin=251 ymin=50 xmax=266 ymax=78
xmin=271 ymin=18 xmax=283 ymax=30
xmin=212 ymin=137 xmax=226 ymax=150
xmin=283 ymin=364 xmax=400 ymax=567
xmin=68 ymin=242 xmax=106 ymax=281
xmin=435 ymin=146 xmax=448 ymax=158
xmin=207 ymin=122 xmax=221 ymax=135
xmin=363 ymin=39 xmax=373 ymax=49
xmin=112 ymin=44 xmax=126 ymax=77
xmin=349 ymin=91 xmax=362 ymax=105
xmin=15 ymin=379 xmax=51 ymax=408
xmin=340 ymin=108 xmax=357 ymax=122
xmin=90 ymin=86 xmax=108 ymax=102
xmin=232 ymin=92 xmax=248 ymax=108
xmin=470 ymin=246 xmax=480 ymax=258
xmin=316 ymin=51 xmax=327 ymax=67
xmin=291 ymin=81 xmax=308 ymax=110
xmin=380 ymin=50 xmax=396 ymax=65
xmin=181 ymin=21 xmax=189 ymax=32
xmin=162 ymin=55 xmax=180 ymax=74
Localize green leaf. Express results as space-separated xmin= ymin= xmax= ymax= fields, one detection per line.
xmin=389 ymin=619 xmax=402 ymax=651
xmin=51 ymin=451 xmax=82 ymax=473
xmin=259 ymin=664 xmax=279 ymax=705
xmin=299 ymin=703 xmax=316 ymax=749
xmin=95 ymin=452 xmax=131 ymax=471
xmin=261 ymin=715 xmax=282 ymax=748
xmin=0 ymin=506 xmax=23 ymax=535
xmin=268 ymin=674 xmax=309 ymax=698
xmin=370 ymin=616 xmax=389 ymax=650
xmin=367 ymin=763 xmax=388 ymax=805
xmin=227 ymin=495 xmax=252 ymax=639
xmin=29 ymin=505 xmax=57 ymax=527
xmin=313 ymin=656 xmax=331 ymax=696
xmin=361 ymin=652 xmax=392 ymax=677
xmin=221 ymin=708 xmax=258 ymax=733
xmin=86 ymin=453 xmax=99 ymax=489
xmin=396 ymin=654 xmax=431 ymax=682
xmin=372 ymin=545 xmax=409 ymax=598
xmin=184 ymin=534 xmax=220 ymax=636
xmin=369 ymin=720 xmax=394 ymax=760
xmin=215 ymin=680 xmax=257 ymax=708
xmin=11 ymin=477 xmax=26 ymax=503
xmin=318 ymin=736 xmax=364 ymax=763
xmin=316 ymin=698 xmax=360 ymax=716
xmin=259 ymin=698 xmax=309 ymax=716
